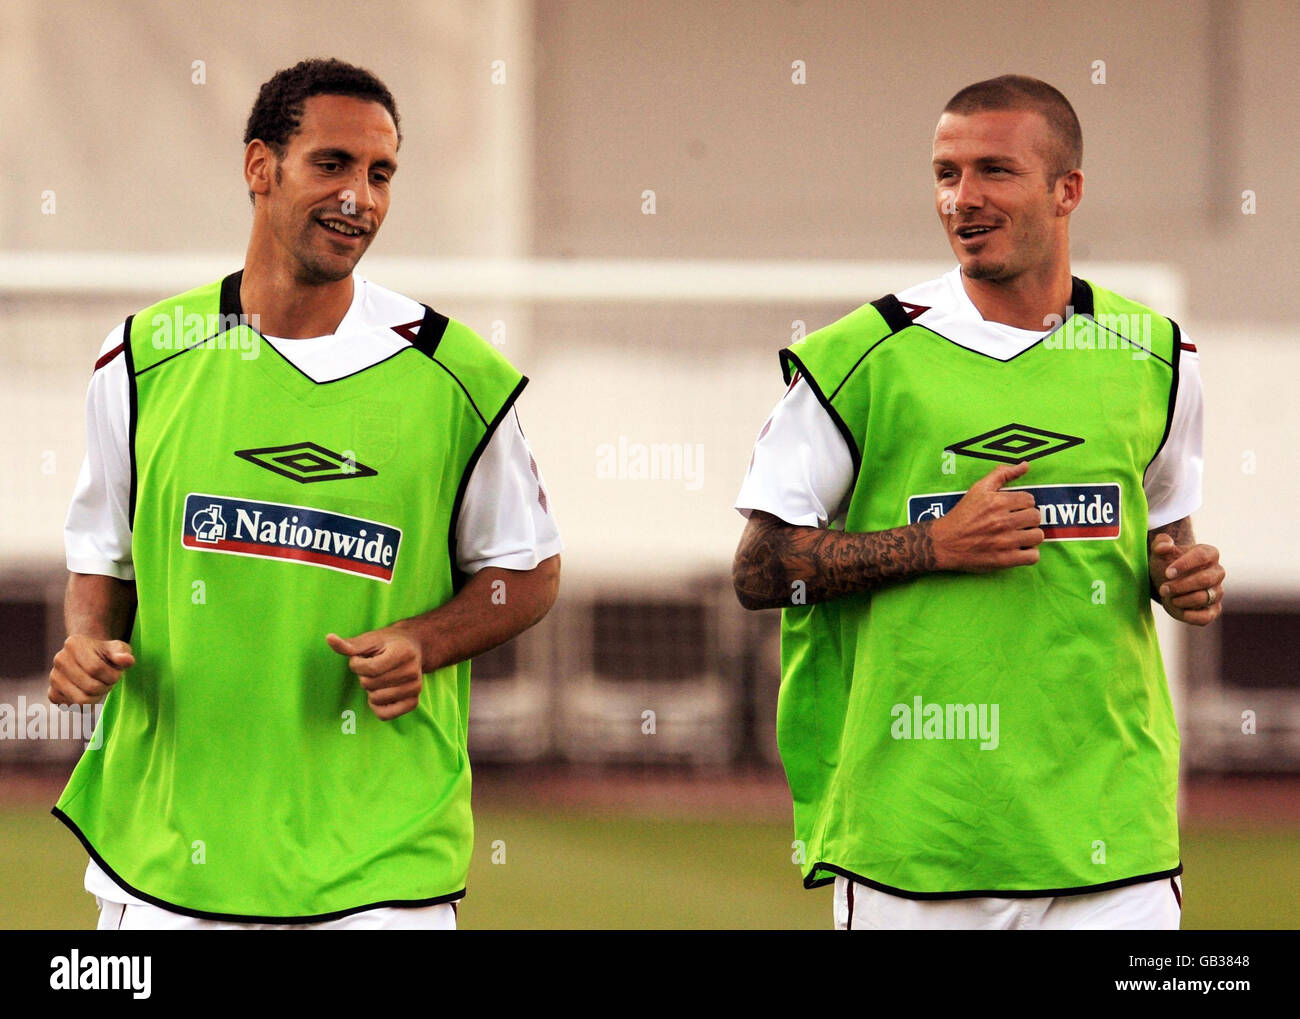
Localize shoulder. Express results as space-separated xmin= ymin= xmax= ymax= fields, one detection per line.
xmin=122 ymin=275 xmax=232 ymax=372
xmin=360 ymin=277 xmax=511 ymax=364
xmin=360 ymin=277 xmax=525 ymax=421
xmin=783 ymin=270 xmax=949 ymax=387
xmin=1081 ymin=278 xmax=1182 ymax=365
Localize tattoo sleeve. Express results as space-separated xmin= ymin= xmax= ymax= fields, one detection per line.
xmin=732 ymin=510 xmax=939 ymax=610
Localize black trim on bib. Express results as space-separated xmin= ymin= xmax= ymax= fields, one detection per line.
xmin=804 ymin=860 xmax=1183 ymax=900
xmin=402 ymin=305 xmax=491 ymax=426
xmin=1069 ymin=275 xmax=1094 ymax=319
xmin=870 ymin=294 xmax=915 ymax=334
xmin=122 ymin=315 xmax=139 ymax=529
xmin=51 ymin=807 xmax=465 ymax=924
xmin=410 ymin=303 xmax=451 ymax=359
xmin=446 ymin=375 xmax=530 ymax=592
xmin=214 ymin=272 xmax=456 ymax=387
xmin=1145 ymin=318 xmax=1182 ymax=475
xmin=219 ymin=269 xmax=243 ymax=320
xmin=779 ymin=349 xmax=862 ymax=480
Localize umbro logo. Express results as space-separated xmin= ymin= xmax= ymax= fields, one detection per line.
xmin=946 ymin=423 xmax=1083 ymax=464
xmin=235 ymin=442 xmax=377 ymax=483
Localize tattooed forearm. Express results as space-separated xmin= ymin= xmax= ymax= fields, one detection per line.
xmin=1148 ymin=516 xmax=1194 ymax=549
xmin=732 ymin=510 xmax=939 ymax=610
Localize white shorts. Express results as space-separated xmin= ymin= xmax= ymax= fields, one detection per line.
xmin=833 ymin=874 xmax=1182 ymax=930
xmin=95 ymin=896 xmax=458 ymax=931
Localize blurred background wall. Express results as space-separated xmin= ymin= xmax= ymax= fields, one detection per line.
xmin=1 ymin=0 xmax=1297 ymax=928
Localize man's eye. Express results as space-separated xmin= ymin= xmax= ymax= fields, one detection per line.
xmin=320 ymin=162 xmax=341 ymax=172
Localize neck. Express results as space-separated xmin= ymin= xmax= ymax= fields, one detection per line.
xmin=240 ymin=233 xmax=355 ymax=339
xmin=960 ymin=260 xmax=1074 ymax=331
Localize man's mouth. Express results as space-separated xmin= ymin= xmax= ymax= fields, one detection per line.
xmin=955 ymin=224 xmax=998 ymax=243
xmin=318 ymin=217 xmax=368 ymax=239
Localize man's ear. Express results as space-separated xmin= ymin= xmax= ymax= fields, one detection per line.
xmin=244 ymin=140 xmax=276 ymax=206
xmin=1056 ymin=168 xmax=1084 ymax=217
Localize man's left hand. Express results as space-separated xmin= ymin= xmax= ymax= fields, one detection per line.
xmin=326 ymin=626 xmax=425 ymax=721
xmin=1150 ymin=533 xmax=1225 ymax=626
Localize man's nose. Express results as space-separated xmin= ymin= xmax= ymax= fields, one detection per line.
xmin=340 ymin=174 xmax=374 ymax=215
xmin=951 ymin=172 xmax=982 ymax=210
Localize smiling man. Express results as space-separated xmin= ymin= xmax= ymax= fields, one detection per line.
xmin=50 ymin=58 xmax=561 ymax=929
xmin=733 ymin=75 xmax=1224 ymax=930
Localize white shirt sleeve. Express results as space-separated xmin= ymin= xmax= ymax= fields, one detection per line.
xmin=454 ymin=406 xmax=563 ymax=574
xmin=65 ymin=324 xmax=134 ymax=580
xmin=1143 ymin=339 xmax=1203 ymax=529
xmin=734 ymin=375 xmax=855 ymax=528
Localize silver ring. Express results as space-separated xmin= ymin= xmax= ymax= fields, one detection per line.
xmin=1205 ymin=588 xmax=1216 ymax=607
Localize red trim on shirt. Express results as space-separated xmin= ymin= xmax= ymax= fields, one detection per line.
xmin=1180 ymin=342 xmax=1197 ymax=353
xmin=93 ymin=343 xmax=124 ymax=372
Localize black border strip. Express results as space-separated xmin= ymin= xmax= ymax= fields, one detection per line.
xmin=177 ymin=269 xmax=444 ymax=387
xmin=805 ymin=860 xmax=1183 ymax=900
xmin=122 ymin=315 xmax=138 ymax=529
xmin=888 ymin=277 xmax=1161 ymax=367
xmin=446 ymin=375 xmax=530 ymax=592
xmin=410 ymin=303 xmax=451 ymax=359
xmin=1144 ymin=318 xmax=1183 ymax=477
xmin=431 ymin=358 xmax=489 ymax=427
xmin=871 ymin=294 xmax=914 ymax=334
xmin=779 ymin=349 xmax=862 ymax=480
xmin=1070 ymin=275 xmax=1095 ymax=319
xmin=51 ymin=807 xmax=465 ymax=925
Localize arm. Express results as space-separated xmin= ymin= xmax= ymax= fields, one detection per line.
xmin=326 ymin=554 xmax=561 ymax=720
xmin=733 ymin=461 xmax=1044 ymax=610
xmin=48 ymin=573 xmax=138 ymax=705
xmin=1147 ymin=516 xmax=1224 ymax=625
xmin=393 ymin=555 xmax=560 ymax=668
xmin=732 ymin=511 xmax=939 ymax=610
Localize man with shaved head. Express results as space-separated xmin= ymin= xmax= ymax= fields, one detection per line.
xmin=734 ymin=75 xmax=1223 ymax=930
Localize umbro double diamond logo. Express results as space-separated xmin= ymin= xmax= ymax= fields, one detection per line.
xmin=945 ymin=423 xmax=1084 ymax=464
xmin=235 ymin=442 xmax=377 ymax=483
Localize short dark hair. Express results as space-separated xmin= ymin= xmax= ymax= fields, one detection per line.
xmin=942 ymin=75 xmax=1082 ymax=184
xmin=243 ymin=57 xmax=401 ymax=161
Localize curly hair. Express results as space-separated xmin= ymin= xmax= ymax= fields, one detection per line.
xmin=942 ymin=75 xmax=1082 ymax=186
xmin=243 ymin=57 xmax=402 ymax=160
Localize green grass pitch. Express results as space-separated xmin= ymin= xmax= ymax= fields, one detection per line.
xmin=2 ymin=807 xmax=1295 ymax=929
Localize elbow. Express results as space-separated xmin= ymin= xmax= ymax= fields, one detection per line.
xmin=731 ymin=553 xmax=776 ymax=611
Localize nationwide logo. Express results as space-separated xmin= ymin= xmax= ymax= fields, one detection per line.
xmin=182 ymin=493 xmax=402 ymax=582
xmin=235 ymin=442 xmax=377 ymax=483
xmin=908 ymin=483 xmax=1122 ymax=540
xmin=946 ymin=423 xmax=1084 ymax=464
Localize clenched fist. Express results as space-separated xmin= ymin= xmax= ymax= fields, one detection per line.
xmin=1150 ymin=533 xmax=1225 ymax=626
xmin=327 ymin=627 xmax=425 ymax=721
xmin=931 ymin=461 xmax=1045 ymax=573
xmin=48 ymin=636 xmax=134 ymax=706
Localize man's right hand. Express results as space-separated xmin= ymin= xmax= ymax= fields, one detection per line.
xmin=930 ymin=461 xmax=1045 ymax=573
xmin=48 ymin=636 xmax=134 ymax=706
